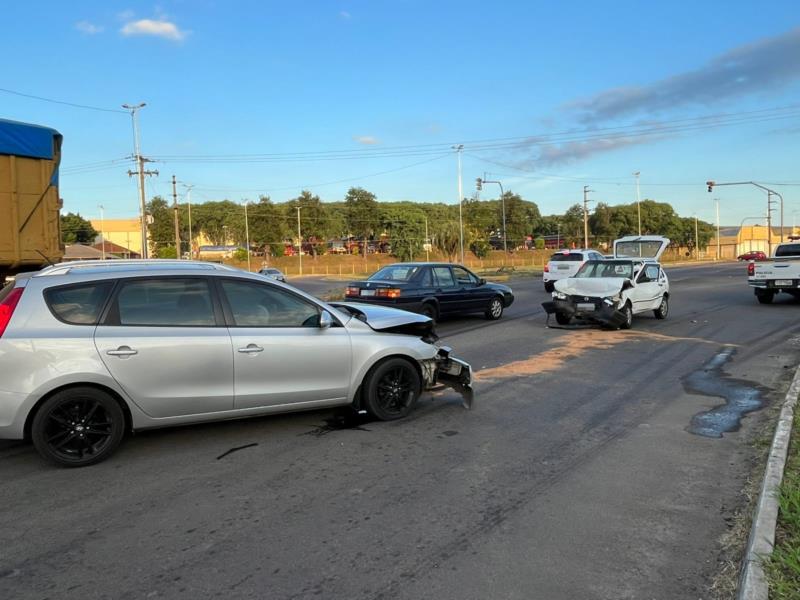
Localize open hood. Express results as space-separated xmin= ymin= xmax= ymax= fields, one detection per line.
xmin=329 ymin=302 xmax=437 ymax=341
xmin=613 ymin=236 xmax=670 ymax=260
xmin=554 ymin=278 xmax=627 ymax=297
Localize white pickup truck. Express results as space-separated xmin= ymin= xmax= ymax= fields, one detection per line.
xmin=747 ymin=242 xmax=800 ymax=303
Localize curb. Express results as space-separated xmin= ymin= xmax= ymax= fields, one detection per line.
xmin=737 ymin=361 xmax=800 ymax=599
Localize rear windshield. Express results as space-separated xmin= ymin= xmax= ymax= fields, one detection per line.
xmin=550 ymin=253 xmax=584 ymax=262
xmin=45 ymin=281 xmax=115 ymax=325
xmin=775 ymin=244 xmax=800 ymax=257
xmin=369 ymin=266 xmax=419 ymax=281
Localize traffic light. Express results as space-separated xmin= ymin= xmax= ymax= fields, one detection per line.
xmin=476 ymin=178 xmax=482 ymax=191
xmin=706 ymin=181 xmax=715 ymax=193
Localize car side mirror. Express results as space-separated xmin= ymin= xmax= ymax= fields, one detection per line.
xmin=319 ymin=311 xmax=332 ymax=329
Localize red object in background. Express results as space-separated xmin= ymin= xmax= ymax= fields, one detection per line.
xmin=737 ymin=251 xmax=767 ymax=262
xmin=747 ymin=262 xmax=756 ymax=276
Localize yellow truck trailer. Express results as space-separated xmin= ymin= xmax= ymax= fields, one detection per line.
xmin=0 ymin=119 xmax=63 ymax=279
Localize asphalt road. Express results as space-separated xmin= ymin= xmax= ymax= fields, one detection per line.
xmin=3 ymin=262 xmax=800 ymax=599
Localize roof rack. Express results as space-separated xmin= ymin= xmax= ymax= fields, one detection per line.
xmin=36 ymin=259 xmax=239 ymax=276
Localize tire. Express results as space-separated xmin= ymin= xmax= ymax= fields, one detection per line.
xmin=485 ymin=297 xmax=504 ymax=320
xmin=653 ymin=295 xmax=669 ymax=319
xmin=544 ymin=281 xmax=554 ymax=293
xmin=756 ymin=291 xmax=774 ymax=304
xmin=31 ymin=387 xmax=126 ymax=467
xmin=619 ymin=303 xmax=633 ymax=329
xmin=363 ymin=358 xmax=421 ymax=421
xmin=555 ymin=312 xmax=572 ymax=325
xmin=420 ymin=302 xmax=438 ymax=322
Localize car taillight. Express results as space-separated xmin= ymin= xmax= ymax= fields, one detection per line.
xmin=544 ymin=264 xmax=550 ymax=273
xmin=376 ymin=288 xmax=402 ymax=299
xmin=747 ymin=262 xmax=755 ymax=276
xmin=346 ymin=286 xmax=360 ymax=297
xmin=0 ymin=287 xmax=24 ymax=338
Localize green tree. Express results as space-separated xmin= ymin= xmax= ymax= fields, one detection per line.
xmin=286 ymin=191 xmax=329 ymax=257
xmin=501 ymin=192 xmax=541 ymax=250
xmin=60 ymin=212 xmax=98 ymax=244
xmin=344 ymin=187 xmax=380 ymax=257
xmin=380 ymin=207 xmax=425 ymax=262
xmin=248 ymin=196 xmax=287 ymax=256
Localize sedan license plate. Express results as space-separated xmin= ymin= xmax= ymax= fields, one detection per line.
xmin=775 ymin=279 xmax=793 ymax=287
xmin=577 ymin=302 xmax=595 ymax=311
xmin=360 ymin=289 xmax=376 ymax=297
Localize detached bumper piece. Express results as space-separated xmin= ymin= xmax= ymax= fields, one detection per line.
xmin=422 ymin=346 xmax=474 ymax=409
xmin=542 ymin=299 xmax=625 ymax=328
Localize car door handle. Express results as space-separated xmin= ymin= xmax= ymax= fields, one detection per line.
xmin=237 ymin=344 xmax=264 ymax=354
xmin=106 ymin=346 xmax=138 ymax=357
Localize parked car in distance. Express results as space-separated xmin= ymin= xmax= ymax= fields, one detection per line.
xmin=0 ymin=260 xmax=473 ymax=467
xmin=543 ymin=249 xmax=605 ymax=292
xmin=737 ymin=250 xmax=767 ymax=262
xmin=258 ymin=267 xmax=286 ymax=282
xmin=345 ymin=262 xmax=514 ymax=322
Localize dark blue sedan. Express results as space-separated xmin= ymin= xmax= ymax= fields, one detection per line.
xmin=345 ymin=263 xmax=514 ymax=322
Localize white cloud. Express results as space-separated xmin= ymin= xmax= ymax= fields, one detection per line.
xmin=75 ymin=21 xmax=104 ymax=35
xmin=121 ymin=18 xmax=187 ymax=41
xmin=353 ymin=135 xmax=379 ymax=145
xmin=340 ymin=11 xmax=352 ymax=19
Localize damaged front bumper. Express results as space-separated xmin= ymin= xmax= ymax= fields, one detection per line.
xmin=420 ymin=346 xmax=474 ymax=409
xmin=541 ymin=299 xmax=627 ymax=328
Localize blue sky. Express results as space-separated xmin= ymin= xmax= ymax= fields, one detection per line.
xmin=3 ymin=1 xmax=800 ymax=226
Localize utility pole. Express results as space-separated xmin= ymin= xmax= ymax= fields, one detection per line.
xmin=633 ymin=171 xmax=642 ymax=235
xmin=98 ymin=205 xmax=106 ymax=260
xmin=424 ymin=216 xmax=430 ymax=262
xmin=183 ymin=184 xmax=194 ymax=259
xmin=695 ymin=214 xmax=699 ymax=261
xmin=767 ymin=191 xmax=774 ymax=257
xmin=123 ymin=103 xmax=157 ymax=259
xmin=172 ymin=175 xmax=181 ymax=259
xmin=478 ymin=176 xmax=507 ymax=252
xmin=714 ymin=198 xmax=720 ymax=260
xmin=244 ymin=201 xmax=251 ymax=272
xmin=296 ymin=206 xmax=303 ymax=276
xmin=453 ymin=144 xmax=465 ymax=263
xmin=583 ymin=185 xmax=593 ymax=249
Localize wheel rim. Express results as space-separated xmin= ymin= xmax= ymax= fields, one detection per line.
xmin=375 ymin=366 xmax=415 ymax=416
xmin=660 ymin=298 xmax=668 ymax=316
xmin=625 ymin=306 xmax=632 ymax=326
xmin=42 ymin=397 xmax=116 ymax=462
xmin=490 ymin=299 xmax=502 ymax=317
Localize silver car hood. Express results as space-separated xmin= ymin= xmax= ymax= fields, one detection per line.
xmin=329 ymin=302 xmax=433 ymax=330
xmin=554 ymin=277 xmax=628 ymax=297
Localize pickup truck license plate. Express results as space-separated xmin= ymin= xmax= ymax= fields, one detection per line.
xmin=775 ymin=279 xmax=793 ymax=287
xmin=360 ymin=289 xmax=376 ymax=296
xmin=577 ymin=302 xmax=595 ymax=311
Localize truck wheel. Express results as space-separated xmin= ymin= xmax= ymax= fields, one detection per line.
xmin=756 ymin=291 xmax=774 ymax=304
xmin=555 ymin=312 xmax=571 ymax=325
xmin=653 ymin=296 xmax=669 ymax=319
xmin=544 ymin=281 xmax=554 ymax=293
xmin=363 ymin=358 xmax=421 ymax=421
xmin=619 ymin=303 xmax=633 ymax=330
xmin=31 ymin=387 xmax=126 ymax=467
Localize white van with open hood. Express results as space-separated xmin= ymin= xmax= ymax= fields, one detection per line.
xmin=542 ymin=236 xmax=671 ymax=329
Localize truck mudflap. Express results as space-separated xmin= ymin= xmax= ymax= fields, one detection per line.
xmin=421 ymin=346 xmax=474 ymax=409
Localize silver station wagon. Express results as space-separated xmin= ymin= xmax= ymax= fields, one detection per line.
xmin=0 ymin=261 xmax=472 ymax=467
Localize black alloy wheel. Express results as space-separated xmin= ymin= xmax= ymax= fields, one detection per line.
xmin=485 ymin=297 xmax=504 ymax=320
xmin=31 ymin=387 xmax=125 ymax=467
xmin=364 ymin=358 xmax=421 ymax=421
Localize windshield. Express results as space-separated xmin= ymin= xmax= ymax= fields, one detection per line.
xmin=369 ymin=265 xmax=419 ymax=281
xmin=575 ymin=261 xmax=633 ymax=279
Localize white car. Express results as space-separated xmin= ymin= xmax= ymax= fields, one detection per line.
xmin=543 ymin=249 xmax=605 ymax=292
xmin=542 ymin=236 xmax=670 ymax=329
xmin=258 ymin=267 xmax=286 ymax=282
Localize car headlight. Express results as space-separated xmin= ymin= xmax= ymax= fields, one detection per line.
xmin=603 ymin=295 xmax=621 ymax=307
xmin=553 ymin=291 xmax=568 ymax=300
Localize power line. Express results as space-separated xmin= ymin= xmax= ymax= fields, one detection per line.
xmin=0 ymin=87 xmax=128 ymax=114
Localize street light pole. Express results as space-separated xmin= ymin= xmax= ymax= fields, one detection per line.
xmin=424 ymin=216 xmax=430 ymax=262
xmin=694 ymin=214 xmax=699 ymax=261
xmin=479 ymin=177 xmax=507 ymax=252
xmin=122 ymin=103 xmax=151 ymax=259
xmin=583 ymin=185 xmax=593 ymax=249
xmin=634 ymin=171 xmax=641 ymax=235
xmin=706 ymin=180 xmax=786 ymax=252
xmin=453 ymin=144 xmax=465 ymax=263
xmin=182 ymin=184 xmax=194 ymax=259
xmin=296 ymin=206 xmax=303 ymax=276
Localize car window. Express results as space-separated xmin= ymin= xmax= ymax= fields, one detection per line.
xmin=369 ymin=265 xmax=419 ymax=281
xmin=45 ymin=281 xmax=114 ymax=325
xmin=550 ymin=253 xmax=585 ymax=262
xmin=432 ymin=267 xmax=456 ymax=287
xmin=419 ymin=267 xmax=433 ymax=287
xmin=116 ymin=279 xmax=215 ymax=326
xmin=221 ymin=279 xmax=320 ymax=327
xmin=452 ymin=267 xmax=477 ymax=286
xmin=576 ymin=261 xmax=632 ymax=278
xmin=775 ymin=244 xmax=800 ymax=257
xmin=645 ymin=265 xmax=660 ymax=281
